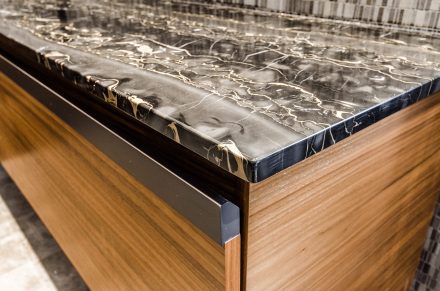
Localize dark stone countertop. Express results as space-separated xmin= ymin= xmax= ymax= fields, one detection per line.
xmin=0 ymin=0 xmax=439 ymax=182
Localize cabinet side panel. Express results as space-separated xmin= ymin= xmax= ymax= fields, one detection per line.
xmin=247 ymin=93 xmax=440 ymax=290
xmin=0 ymin=72 xmax=228 ymax=290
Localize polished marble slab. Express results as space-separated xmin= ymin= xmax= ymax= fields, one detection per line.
xmin=0 ymin=0 xmax=439 ymax=181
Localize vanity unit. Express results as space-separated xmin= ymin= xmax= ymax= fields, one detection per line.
xmin=0 ymin=1 xmax=439 ymax=290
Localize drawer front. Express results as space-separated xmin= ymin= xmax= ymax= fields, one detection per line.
xmin=0 ymin=67 xmax=240 ymax=290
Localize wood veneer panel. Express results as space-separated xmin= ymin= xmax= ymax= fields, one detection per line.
xmin=0 ymin=72 xmax=240 ymax=290
xmin=225 ymin=236 xmax=241 ymax=291
xmin=247 ymin=93 xmax=440 ymax=290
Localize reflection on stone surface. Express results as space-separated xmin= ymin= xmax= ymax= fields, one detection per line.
xmin=0 ymin=0 xmax=439 ymax=181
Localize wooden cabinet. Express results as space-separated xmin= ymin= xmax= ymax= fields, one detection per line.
xmin=1 ymin=68 xmax=440 ymax=290
xmin=0 ymin=72 xmax=240 ymax=290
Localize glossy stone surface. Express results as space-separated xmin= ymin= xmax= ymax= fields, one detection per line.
xmin=0 ymin=0 xmax=439 ymax=182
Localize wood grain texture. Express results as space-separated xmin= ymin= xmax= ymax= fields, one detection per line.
xmin=247 ymin=93 xmax=440 ymax=290
xmin=225 ymin=236 xmax=241 ymax=291
xmin=0 ymin=72 xmax=239 ymax=290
